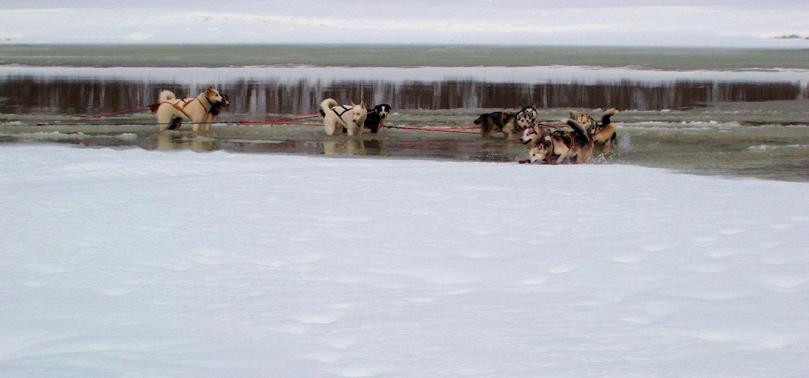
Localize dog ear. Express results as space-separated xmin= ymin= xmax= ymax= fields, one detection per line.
xmin=360 ymin=100 xmax=366 ymax=108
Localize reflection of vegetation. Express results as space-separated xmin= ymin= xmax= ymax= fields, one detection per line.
xmin=1 ymin=77 xmax=803 ymax=115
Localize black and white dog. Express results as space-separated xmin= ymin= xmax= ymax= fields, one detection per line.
xmin=363 ymin=103 xmax=392 ymax=133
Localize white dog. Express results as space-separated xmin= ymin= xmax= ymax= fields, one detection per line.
xmin=319 ymin=98 xmax=368 ymax=136
xmin=151 ymin=86 xmax=227 ymax=133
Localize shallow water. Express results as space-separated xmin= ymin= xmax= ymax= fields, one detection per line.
xmin=3 ymin=107 xmax=809 ymax=182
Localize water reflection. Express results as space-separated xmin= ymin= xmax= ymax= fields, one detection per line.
xmin=1 ymin=76 xmax=804 ymax=115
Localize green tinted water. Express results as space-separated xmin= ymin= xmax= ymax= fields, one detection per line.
xmin=3 ymin=45 xmax=809 ymax=70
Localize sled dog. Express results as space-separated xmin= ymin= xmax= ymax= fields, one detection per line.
xmin=150 ymin=86 xmax=228 ymax=132
xmin=320 ymin=98 xmax=368 ymax=136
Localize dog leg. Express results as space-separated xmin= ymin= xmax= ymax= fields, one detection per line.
xmin=324 ymin=119 xmax=336 ymax=136
xmin=157 ymin=110 xmax=173 ymax=132
xmin=168 ymin=117 xmax=183 ymax=130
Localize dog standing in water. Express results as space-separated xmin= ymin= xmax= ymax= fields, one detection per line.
xmin=150 ymin=86 xmax=228 ymax=133
xmin=363 ymin=103 xmax=392 ymax=133
xmin=319 ymin=98 xmax=368 ymax=136
xmin=474 ymin=105 xmax=537 ymax=139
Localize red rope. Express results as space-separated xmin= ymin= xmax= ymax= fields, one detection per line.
xmin=76 ymin=105 xmax=149 ymax=119
xmin=388 ymin=125 xmax=480 ymax=134
xmin=64 ymin=107 xmax=567 ymax=136
xmin=238 ymin=113 xmax=319 ymax=125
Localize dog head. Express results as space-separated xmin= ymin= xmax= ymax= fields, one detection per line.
xmin=520 ymin=124 xmax=540 ymax=146
xmin=205 ymin=86 xmax=225 ymax=104
xmin=528 ymin=133 xmax=555 ymax=163
xmin=210 ymin=94 xmax=230 ymax=116
xmin=373 ymin=104 xmax=392 ymax=120
xmin=351 ymin=100 xmax=368 ymax=127
xmin=515 ymin=104 xmax=538 ymax=129
xmin=571 ymin=112 xmax=597 ymax=131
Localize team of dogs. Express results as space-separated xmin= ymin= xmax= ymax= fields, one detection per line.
xmin=475 ymin=105 xmax=619 ymax=164
xmin=149 ymin=87 xmax=617 ymax=164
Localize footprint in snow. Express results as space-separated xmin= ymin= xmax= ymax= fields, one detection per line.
xmin=642 ymin=243 xmax=678 ymax=252
xmin=290 ymin=313 xmax=344 ymax=325
xmin=759 ymin=275 xmax=807 ymax=289
xmin=547 ymin=265 xmax=578 ymax=274
xmin=611 ymin=254 xmax=645 ymax=264
xmin=329 ymin=365 xmax=388 ymax=378
xmin=704 ymin=249 xmax=737 ymax=259
xmin=320 ymin=335 xmax=358 ymax=350
xmin=303 ymin=351 xmax=341 ymax=364
xmin=510 ymin=277 xmax=548 ymax=286
xmin=684 ymin=263 xmax=729 ymax=273
xmin=690 ymin=236 xmax=718 ymax=243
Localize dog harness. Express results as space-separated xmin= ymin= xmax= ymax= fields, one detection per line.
xmin=164 ymin=95 xmax=213 ymax=119
xmin=330 ymin=105 xmax=357 ymax=128
xmin=331 ymin=105 xmax=353 ymax=118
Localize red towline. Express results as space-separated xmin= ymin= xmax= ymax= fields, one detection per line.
xmin=76 ymin=105 xmax=150 ymax=119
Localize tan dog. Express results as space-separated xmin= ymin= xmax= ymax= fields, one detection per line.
xmin=151 ymin=86 xmax=227 ymax=133
xmin=570 ymin=109 xmax=619 ymax=156
xmin=320 ymin=98 xmax=368 ymax=136
xmin=591 ymin=109 xmax=618 ymax=156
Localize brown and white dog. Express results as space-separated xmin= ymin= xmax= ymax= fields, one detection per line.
xmin=591 ymin=108 xmax=619 ymax=156
xmin=320 ymin=98 xmax=368 ymax=136
xmin=569 ymin=108 xmax=619 ymax=156
xmin=150 ymin=86 xmax=228 ymax=133
xmin=474 ymin=105 xmax=538 ymax=139
xmin=521 ymin=125 xmax=572 ymax=164
xmin=474 ymin=111 xmax=515 ymax=138
xmin=523 ymin=118 xmax=593 ymax=164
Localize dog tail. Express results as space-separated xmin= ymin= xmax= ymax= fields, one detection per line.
xmin=159 ymin=90 xmax=176 ymax=103
xmin=601 ymin=108 xmax=617 ymax=126
xmin=564 ymin=118 xmax=592 ymax=144
xmin=320 ymin=98 xmax=339 ymax=117
xmin=473 ymin=114 xmax=484 ymax=125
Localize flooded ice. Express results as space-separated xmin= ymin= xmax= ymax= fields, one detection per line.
xmin=2 ymin=47 xmax=809 ymax=182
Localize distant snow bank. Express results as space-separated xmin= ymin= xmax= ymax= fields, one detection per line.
xmin=1 ymin=145 xmax=809 ymax=376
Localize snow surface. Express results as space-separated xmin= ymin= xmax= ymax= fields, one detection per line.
xmin=2 ymin=145 xmax=809 ymax=377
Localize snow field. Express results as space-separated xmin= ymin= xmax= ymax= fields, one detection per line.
xmin=1 ymin=145 xmax=809 ymax=376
